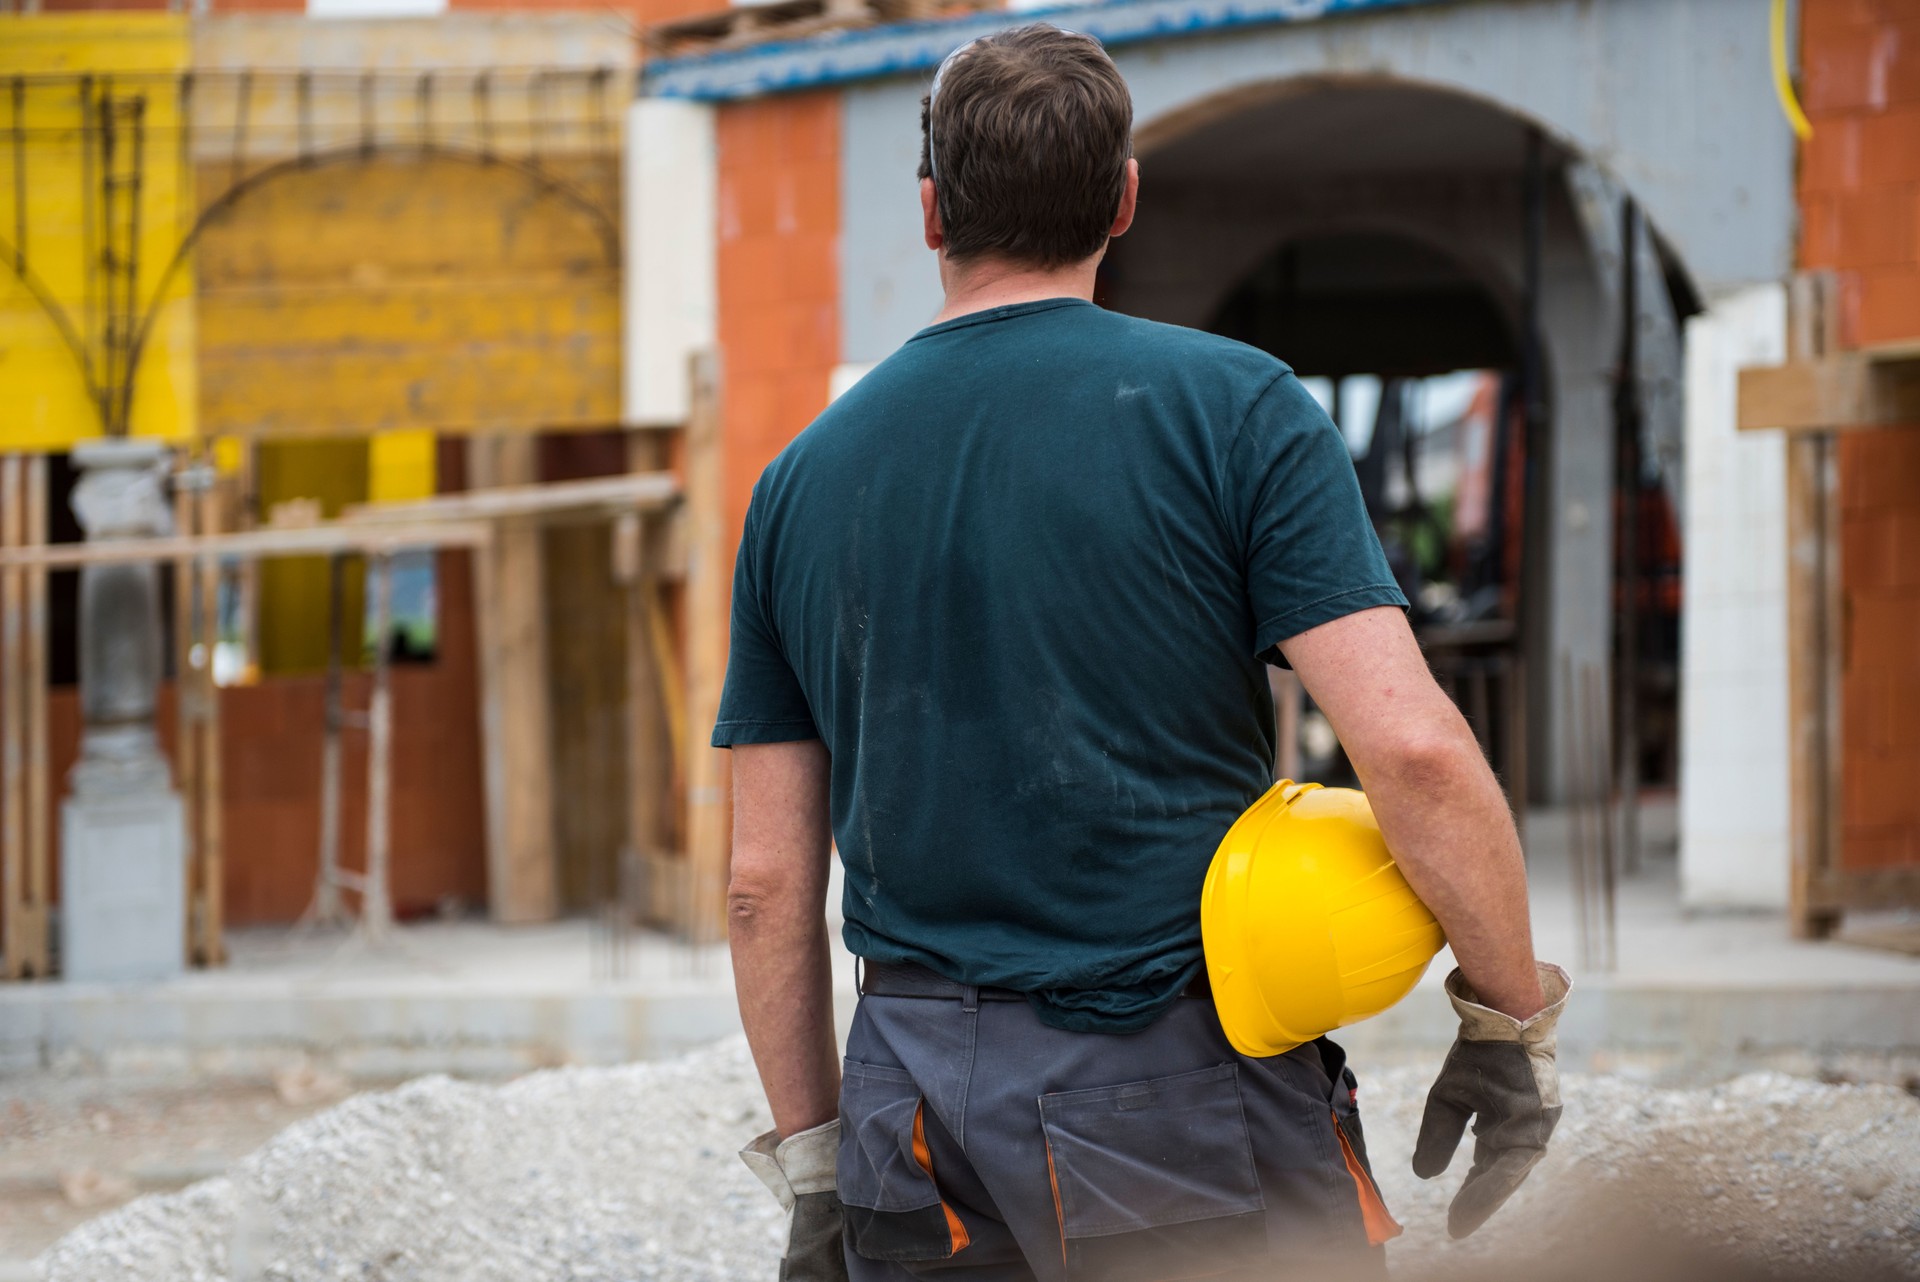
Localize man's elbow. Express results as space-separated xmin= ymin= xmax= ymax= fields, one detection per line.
xmin=1366 ymin=721 xmax=1486 ymax=800
xmin=726 ymin=862 xmax=815 ymax=934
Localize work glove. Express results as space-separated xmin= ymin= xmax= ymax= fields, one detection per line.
xmin=740 ymin=1120 xmax=849 ymax=1282
xmin=1412 ymin=962 xmax=1571 ymax=1239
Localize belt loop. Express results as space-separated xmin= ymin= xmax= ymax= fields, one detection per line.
xmin=962 ymin=984 xmax=979 ymax=1014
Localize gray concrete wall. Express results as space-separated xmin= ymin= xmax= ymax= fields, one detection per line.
xmin=838 ymin=0 xmax=1794 ymax=363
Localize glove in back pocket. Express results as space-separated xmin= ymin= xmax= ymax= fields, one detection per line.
xmin=838 ymin=1060 xmax=969 ymax=1263
xmin=1038 ymin=1063 xmax=1267 ymax=1281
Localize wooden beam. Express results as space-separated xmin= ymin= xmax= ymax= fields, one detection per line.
xmin=22 ymin=455 xmax=49 ymax=978
xmin=196 ymin=476 xmax=226 ymax=967
xmin=343 ymin=472 xmax=681 ymax=526
xmin=470 ymin=436 xmax=559 ymax=925
xmin=1811 ymin=867 xmax=1920 ymax=914
xmin=1738 ymin=343 xmax=1920 ymax=433
xmin=1 ymin=457 xmax=25 ymax=980
xmin=621 ymin=431 xmax=677 ymax=929
xmin=1785 ymin=273 xmax=1846 ymax=940
xmin=681 ymin=351 xmax=730 ymax=944
xmin=0 ymin=520 xmax=493 ymax=571
xmin=173 ymin=461 xmax=202 ymax=970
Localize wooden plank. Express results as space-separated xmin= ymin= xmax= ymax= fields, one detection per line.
xmin=545 ymin=516 xmax=630 ymax=912
xmin=1 ymin=457 xmax=24 ymax=979
xmin=1813 ymin=867 xmax=1920 ymax=913
xmin=1785 ymin=273 xmax=1845 ymax=940
xmin=1738 ymin=349 xmax=1920 ymax=433
xmin=343 ymin=472 xmax=681 ymax=526
xmin=622 ymin=431 xmax=677 ymax=928
xmin=173 ymin=459 xmax=202 ymax=968
xmin=22 ymin=455 xmax=49 ymax=978
xmin=197 ymin=478 xmax=226 ymax=966
xmin=681 ymin=351 xmax=729 ymax=943
xmin=363 ymin=553 xmax=396 ymax=940
xmin=0 ymin=520 xmax=492 ymax=570
xmin=470 ymin=436 xmax=559 ymax=924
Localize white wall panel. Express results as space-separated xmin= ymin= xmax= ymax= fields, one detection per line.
xmin=625 ymin=98 xmax=717 ymax=425
xmin=1680 ymin=284 xmax=1790 ymax=911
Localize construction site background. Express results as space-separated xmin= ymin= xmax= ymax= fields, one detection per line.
xmin=1 ymin=0 xmax=1919 ymax=1279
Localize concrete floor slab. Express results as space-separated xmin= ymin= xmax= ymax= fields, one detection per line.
xmin=2 ymin=802 xmax=1916 ymax=1084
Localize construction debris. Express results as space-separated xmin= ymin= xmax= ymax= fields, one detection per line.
xmin=36 ymin=1039 xmax=1920 ymax=1282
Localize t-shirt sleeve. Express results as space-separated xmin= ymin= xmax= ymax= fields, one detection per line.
xmin=711 ymin=501 xmax=820 ymax=747
xmin=1227 ymin=371 xmax=1408 ymax=666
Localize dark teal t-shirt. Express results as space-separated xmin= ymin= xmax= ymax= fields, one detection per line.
xmin=713 ymin=299 xmax=1405 ymax=1034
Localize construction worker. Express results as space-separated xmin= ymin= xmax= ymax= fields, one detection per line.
xmin=721 ymin=24 xmax=1569 ymax=1281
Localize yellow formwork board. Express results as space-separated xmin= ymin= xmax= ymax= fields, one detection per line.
xmin=0 ymin=16 xmax=196 ymax=452
xmin=195 ymin=153 xmax=619 ymax=437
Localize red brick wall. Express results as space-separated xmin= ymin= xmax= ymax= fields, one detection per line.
xmin=715 ymin=91 xmax=841 ymax=544
xmin=1801 ymin=0 xmax=1920 ymax=869
xmin=37 ymin=551 xmax=490 ymax=925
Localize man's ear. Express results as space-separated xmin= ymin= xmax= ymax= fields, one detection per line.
xmin=920 ymin=177 xmax=944 ymax=252
xmin=1108 ymin=158 xmax=1140 ymax=239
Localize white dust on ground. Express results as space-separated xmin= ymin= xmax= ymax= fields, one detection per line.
xmin=37 ymin=1038 xmax=1920 ymax=1282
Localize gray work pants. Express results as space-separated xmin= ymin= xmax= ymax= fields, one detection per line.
xmin=837 ymin=989 xmax=1396 ymax=1282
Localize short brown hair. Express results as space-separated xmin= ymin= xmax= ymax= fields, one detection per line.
xmin=918 ymin=25 xmax=1133 ymax=269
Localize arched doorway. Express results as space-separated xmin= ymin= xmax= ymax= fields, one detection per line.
xmin=1102 ymin=78 xmax=1695 ymax=811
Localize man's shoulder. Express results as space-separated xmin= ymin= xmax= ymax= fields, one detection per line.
xmin=1065 ymin=307 xmax=1290 ymax=385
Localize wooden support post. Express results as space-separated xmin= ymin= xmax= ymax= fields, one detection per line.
xmin=23 ymin=455 xmax=49 ymax=978
xmin=308 ymin=552 xmax=351 ymax=928
xmin=1785 ymin=274 xmax=1845 ymax=939
xmin=681 ymin=351 xmax=729 ymax=944
xmin=622 ymin=431 xmax=675 ymax=929
xmin=173 ymin=456 xmax=201 ymax=965
xmin=1 ymin=456 xmax=24 ymax=979
xmin=470 ymin=435 xmax=559 ymax=924
xmin=364 ymin=551 xmax=395 ymax=941
xmin=196 ymin=476 xmax=226 ymax=966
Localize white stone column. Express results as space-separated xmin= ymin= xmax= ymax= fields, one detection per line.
xmin=61 ymin=439 xmax=186 ymax=981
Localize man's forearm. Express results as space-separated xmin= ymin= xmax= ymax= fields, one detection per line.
xmin=730 ymin=883 xmax=841 ymax=1138
xmin=1281 ymin=607 xmax=1547 ymax=1022
xmin=1357 ymin=735 xmax=1545 ymax=1020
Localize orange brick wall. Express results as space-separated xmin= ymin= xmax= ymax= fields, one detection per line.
xmin=1801 ymin=0 xmax=1920 ymax=869
xmin=715 ymin=91 xmax=841 ymax=543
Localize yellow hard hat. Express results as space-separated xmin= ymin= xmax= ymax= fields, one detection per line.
xmin=1201 ymin=780 xmax=1446 ymax=1057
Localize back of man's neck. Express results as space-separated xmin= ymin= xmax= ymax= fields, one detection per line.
xmin=932 ymin=254 xmax=1100 ymax=325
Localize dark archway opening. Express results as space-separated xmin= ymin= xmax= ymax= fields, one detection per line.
xmin=1103 ymin=78 xmax=1692 ymax=806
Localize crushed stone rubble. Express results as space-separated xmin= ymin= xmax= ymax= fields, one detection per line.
xmin=36 ymin=1038 xmax=1920 ymax=1282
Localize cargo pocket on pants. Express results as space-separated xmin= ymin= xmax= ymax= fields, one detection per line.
xmin=1327 ymin=1060 xmax=1401 ymax=1247
xmin=1038 ymin=1064 xmax=1267 ymax=1282
xmin=838 ymin=1061 xmax=970 ymax=1263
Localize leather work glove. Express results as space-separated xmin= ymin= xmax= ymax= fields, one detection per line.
xmin=1412 ymin=962 xmax=1572 ymax=1239
xmin=740 ymin=1120 xmax=849 ymax=1282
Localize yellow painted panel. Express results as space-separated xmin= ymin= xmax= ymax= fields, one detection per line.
xmin=369 ymin=429 xmax=437 ymax=503
xmin=254 ymin=437 xmax=368 ymax=675
xmin=199 ymin=283 xmax=620 ymax=435
xmin=193 ymin=156 xmax=619 ymax=286
xmin=195 ymin=149 xmax=620 ymax=437
xmin=0 ymin=17 xmax=196 ymax=452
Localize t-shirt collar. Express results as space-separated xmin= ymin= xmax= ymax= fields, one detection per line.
xmin=907 ymin=297 xmax=1095 ymax=343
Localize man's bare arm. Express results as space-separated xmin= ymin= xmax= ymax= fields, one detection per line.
xmin=1279 ymin=606 xmax=1546 ymax=1020
xmin=728 ymin=739 xmax=840 ymax=1137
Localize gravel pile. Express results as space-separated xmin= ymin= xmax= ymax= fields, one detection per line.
xmin=38 ymin=1038 xmax=1920 ymax=1282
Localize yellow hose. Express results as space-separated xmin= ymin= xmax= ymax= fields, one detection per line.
xmin=1771 ymin=0 xmax=1814 ymax=140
